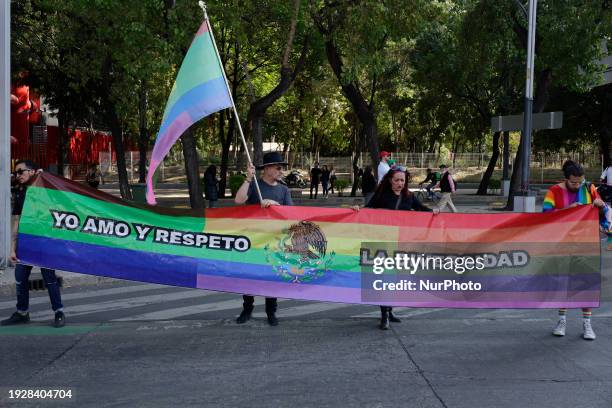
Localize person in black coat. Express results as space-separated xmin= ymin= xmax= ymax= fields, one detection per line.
xmin=355 ymin=166 xmax=439 ymax=330
xmin=204 ymin=165 xmax=219 ymax=208
xmin=361 ymin=166 xmax=377 ymax=205
xmin=321 ymin=165 xmax=331 ymax=198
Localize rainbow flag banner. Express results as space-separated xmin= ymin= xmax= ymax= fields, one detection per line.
xmin=18 ymin=174 xmax=601 ymax=308
xmin=146 ymin=20 xmax=232 ymax=205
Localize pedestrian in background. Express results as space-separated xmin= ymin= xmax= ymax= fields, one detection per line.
xmin=204 ymin=165 xmax=219 ymax=208
xmin=361 ymin=166 xmax=377 ymax=205
xmin=377 ymin=151 xmax=391 ymax=183
xmin=329 ymin=166 xmax=337 ymax=194
xmin=310 ymin=162 xmax=322 ymax=199
xmin=321 ymin=165 xmax=330 ymax=198
xmin=86 ymin=163 xmax=102 ymax=189
xmin=436 ymin=164 xmax=457 ymax=213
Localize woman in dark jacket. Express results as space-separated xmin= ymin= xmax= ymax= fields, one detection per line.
xmin=361 ymin=166 xmax=377 ymax=205
xmin=358 ymin=167 xmax=439 ymax=330
xmin=204 ymin=165 xmax=219 ymax=208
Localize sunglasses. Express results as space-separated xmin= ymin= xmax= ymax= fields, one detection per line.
xmin=14 ymin=168 xmax=32 ymax=176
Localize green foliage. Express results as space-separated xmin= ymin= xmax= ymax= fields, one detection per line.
xmin=229 ymin=174 xmax=246 ymax=197
xmin=334 ymin=179 xmax=350 ymax=196
xmin=488 ymin=178 xmax=501 ymax=190
xmin=11 ymin=0 xmax=612 ymax=172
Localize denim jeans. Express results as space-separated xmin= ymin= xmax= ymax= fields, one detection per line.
xmin=15 ymin=263 xmax=63 ymax=312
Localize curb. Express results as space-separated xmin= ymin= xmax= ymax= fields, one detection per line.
xmin=0 ymin=270 xmax=123 ymax=297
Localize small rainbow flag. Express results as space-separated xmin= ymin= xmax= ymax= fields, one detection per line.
xmin=146 ymin=20 xmax=232 ymax=204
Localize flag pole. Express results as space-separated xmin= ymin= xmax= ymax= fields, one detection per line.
xmin=198 ymin=1 xmax=263 ymax=203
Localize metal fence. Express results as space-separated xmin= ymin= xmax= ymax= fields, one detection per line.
xmin=99 ymin=149 xmax=603 ymax=183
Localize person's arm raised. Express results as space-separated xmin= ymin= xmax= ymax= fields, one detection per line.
xmin=235 ymin=165 xmax=255 ymax=205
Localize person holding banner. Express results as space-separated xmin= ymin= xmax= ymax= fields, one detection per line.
xmin=234 ymin=152 xmax=293 ymax=326
xmin=543 ymin=160 xmax=604 ymax=340
xmin=354 ymin=166 xmax=439 ymax=330
xmin=1 ymin=160 xmax=66 ymax=328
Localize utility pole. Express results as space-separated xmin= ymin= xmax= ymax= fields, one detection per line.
xmin=515 ymin=0 xmax=538 ymax=212
xmin=1 ymin=0 xmax=11 ymax=268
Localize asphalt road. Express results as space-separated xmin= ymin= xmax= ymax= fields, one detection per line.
xmin=0 ymin=243 xmax=611 ymax=408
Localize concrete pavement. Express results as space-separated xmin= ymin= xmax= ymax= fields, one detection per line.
xmin=1 ymin=280 xmax=611 ymax=408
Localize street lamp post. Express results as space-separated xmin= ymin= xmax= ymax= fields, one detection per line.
xmin=516 ymin=0 xmax=538 ymax=212
xmin=0 ymin=1 xmax=10 ymax=269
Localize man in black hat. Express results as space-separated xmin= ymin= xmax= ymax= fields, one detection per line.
xmin=234 ymin=152 xmax=293 ymax=326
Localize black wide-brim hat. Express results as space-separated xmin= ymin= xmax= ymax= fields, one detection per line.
xmin=256 ymin=151 xmax=289 ymax=169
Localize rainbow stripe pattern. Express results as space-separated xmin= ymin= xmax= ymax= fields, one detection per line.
xmin=146 ymin=21 xmax=232 ymax=204
xmin=542 ymin=183 xmax=598 ymax=212
xmin=17 ymin=173 xmax=602 ymax=309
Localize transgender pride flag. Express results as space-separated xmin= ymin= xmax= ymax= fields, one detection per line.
xmin=146 ymin=20 xmax=232 ymax=204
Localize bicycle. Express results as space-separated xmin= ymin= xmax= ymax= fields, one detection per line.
xmin=415 ymin=185 xmax=441 ymax=204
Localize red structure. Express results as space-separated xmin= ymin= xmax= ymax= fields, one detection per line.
xmin=10 ymin=83 xmax=117 ymax=176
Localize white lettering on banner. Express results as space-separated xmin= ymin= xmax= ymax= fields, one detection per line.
xmin=47 ymin=210 xmax=251 ymax=252
xmin=134 ymin=224 xmax=152 ymax=241
xmin=80 ymin=216 xmax=132 ymax=238
xmin=50 ymin=210 xmax=80 ymax=231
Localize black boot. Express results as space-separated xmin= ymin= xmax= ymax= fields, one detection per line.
xmin=237 ymin=295 xmax=254 ymax=324
xmin=267 ymin=312 xmax=279 ymax=326
xmin=389 ymin=308 xmax=401 ymax=323
xmin=379 ymin=307 xmax=390 ymax=330
xmin=236 ymin=308 xmax=252 ymax=324
xmin=265 ymin=297 xmax=278 ymax=326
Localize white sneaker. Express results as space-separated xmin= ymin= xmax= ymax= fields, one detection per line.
xmin=583 ymin=320 xmax=596 ymax=340
xmin=552 ymin=318 xmax=566 ymax=336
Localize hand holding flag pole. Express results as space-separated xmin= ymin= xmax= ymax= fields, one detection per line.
xmin=145 ymin=1 xmax=262 ymax=204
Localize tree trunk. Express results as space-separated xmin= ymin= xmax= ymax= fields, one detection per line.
xmin=219 ymin=109 xmax=234 ymax=198
xmin=247 ymin=0 xmax=305 ymax=165
xmin=107 ymin=109 xmax=131 ymax=200
xmin=57 ymin=108 xmax=67 ymax=177
xmin=321 ymin=38 xmax=380 ymax=172
xmin=477 ymin=132 xmax=501 ymax=195
xmin=181 ymin=128 xmax=205 ymax=209
xmin=351 ymin=128 xmax=364 ymax=196
xmin=600 ymin=126 xmax=612 ymax=168
xmin=138 ymin=82 xmax=148 ymax=183
xmin=505 ymin=68 xmax=553 ymax=209
xmin=219 ymin=41 xmax=240 ymax=198
xmin=597 ymin=84 xmax=612 ymax=167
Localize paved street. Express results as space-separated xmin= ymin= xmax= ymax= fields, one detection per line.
xmin=1 ymin=247 xmax=612 ymax=408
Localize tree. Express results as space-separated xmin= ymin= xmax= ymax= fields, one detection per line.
xmin=247 ymin=0 xmax=309 ymax=166
xmin=310 ymin=1 xmax=431 ymax=172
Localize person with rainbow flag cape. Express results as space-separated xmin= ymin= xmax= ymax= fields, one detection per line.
xmin=543 ymin=160 xmax=608 ymax=340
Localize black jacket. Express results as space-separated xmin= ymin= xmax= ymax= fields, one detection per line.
xmin=362 ymin=173 xmax=377 ymax=194
xmin=366 ymin=189 xmax=432 ymax=212
xmin=439 ymin=172 xmax=454 ymax=193
xmin=204 ymin=172 xmax=218 ymax=201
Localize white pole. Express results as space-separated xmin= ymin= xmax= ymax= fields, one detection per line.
xmin=199 ymin=2 xmax=263 ymax=203
xmin=0 ymin=0 xmax=10 ymax=269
